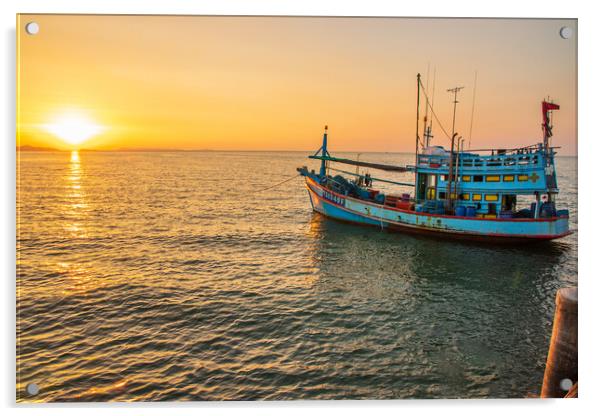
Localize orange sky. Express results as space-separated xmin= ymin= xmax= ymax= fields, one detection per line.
xmin=17 ymin=15 xmax=577 ymax=154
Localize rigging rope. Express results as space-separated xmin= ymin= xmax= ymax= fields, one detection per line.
xmin=468 ymin=71 xmax=478 ymax=149
xmin=418 ymin=78 xmax=452 ymax=142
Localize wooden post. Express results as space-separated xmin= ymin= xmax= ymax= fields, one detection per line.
xmin=541 ymin=287 xmax=578 ymax=398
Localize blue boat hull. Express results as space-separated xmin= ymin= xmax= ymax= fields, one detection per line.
xmin=304 ymin=177 xmax=571 ymax=243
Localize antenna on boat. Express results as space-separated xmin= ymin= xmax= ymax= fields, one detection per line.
xmin=447 ymin=86 xmax=464 ymax=138
xmin=446 ymin=86 xmax=464 ymax=211
xmin=468 ymin=71 xmax=478 ymax=149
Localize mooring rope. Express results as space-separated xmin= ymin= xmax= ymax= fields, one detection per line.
xmin=248 ymin=173 xmax=300 ymax=194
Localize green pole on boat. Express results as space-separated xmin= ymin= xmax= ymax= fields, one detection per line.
xmin=319 ymin=125 xmax=328 ymax=176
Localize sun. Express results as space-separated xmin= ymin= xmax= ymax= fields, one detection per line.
xmin=43 ymin=111 xmax=104 ymax=146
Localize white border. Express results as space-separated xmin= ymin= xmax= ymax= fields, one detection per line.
xmin=2 ymin=1 xmax=600 ymax=415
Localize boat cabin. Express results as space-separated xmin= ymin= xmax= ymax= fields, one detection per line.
xmin=414 ymin=144 xmax=560 ymax=218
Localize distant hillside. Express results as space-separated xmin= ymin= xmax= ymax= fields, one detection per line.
xmin=17 ymin=145 xmax=63 ymax=152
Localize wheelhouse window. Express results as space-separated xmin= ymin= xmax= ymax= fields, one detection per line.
xmin=503 ymin=175 xmax=515 ymax=182
xmin=439 ymin=174 xmax=457 ymax=182
xmin=472 ymin=194 xmax=482 ymax=201
xmin=427 ymin=175 xmax=437 ymax=187
xmin=517 ymin=174 xmax=529 ymax=182
xmin=486 ymin=175 xmax=500 ymax=182
xmin=462 ymin=175 xmax=471 ymax=182
xmin=485 ymin=194 xmax=499 ymax=201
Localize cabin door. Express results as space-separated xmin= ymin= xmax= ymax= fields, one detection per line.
xmin=417 ymin=174 xmax=427 ymax=200
xmin=502 ymin=194 xmax=517 ymax=212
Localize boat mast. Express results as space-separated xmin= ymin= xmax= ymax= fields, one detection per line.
xmin=542 ymin=100 xmax=559 ymax=152
xmin=422 ymin=65 xmax=432 ymax=149
xmin=541 ymin=99 xmax=560 ymax=198
xmin=446 ymin=86 xmax=464 ymax=210
xmin=414 ymin=73 xmax=421 ymax=190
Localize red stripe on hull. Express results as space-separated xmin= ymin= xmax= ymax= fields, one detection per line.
xmin=313 ymin=210 xmax=569 ymax=244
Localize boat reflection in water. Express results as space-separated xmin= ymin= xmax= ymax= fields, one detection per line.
xmin=303 ymin=212 xmax=568 ymax=398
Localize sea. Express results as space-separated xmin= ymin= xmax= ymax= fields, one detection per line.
xmin=16 ymin=150 xmax=577 ymax=401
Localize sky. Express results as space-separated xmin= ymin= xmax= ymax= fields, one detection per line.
xmin=17 ymin=15 xmax=577 ymax=154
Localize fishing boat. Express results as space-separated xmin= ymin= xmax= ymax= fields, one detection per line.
xmin=297 ymin=74 xmax=571 ymax=243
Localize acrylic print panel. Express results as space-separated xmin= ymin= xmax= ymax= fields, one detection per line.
xmin=16 ymin=14 xmax=577 ymax=402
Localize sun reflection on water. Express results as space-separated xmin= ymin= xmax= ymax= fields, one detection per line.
xmin=64 ymin=150 xmax=88 ymax=234
xmin=59 ymin=151 xmax=100 ymax=295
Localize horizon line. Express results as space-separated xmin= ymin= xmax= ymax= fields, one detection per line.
xmin=16 ymin=145 xmax=577 ymax=157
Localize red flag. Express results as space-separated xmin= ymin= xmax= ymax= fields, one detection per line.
xmin=542 ymin=101 xmax=560 ymax=112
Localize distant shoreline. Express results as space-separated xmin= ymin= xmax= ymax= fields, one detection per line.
xmin=16 ymin=146 xmax=577 ymax=157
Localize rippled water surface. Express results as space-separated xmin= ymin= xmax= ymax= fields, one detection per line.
xmin=16 ymin=151 xmax=577 ymax=401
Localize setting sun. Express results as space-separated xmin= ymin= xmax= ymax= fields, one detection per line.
xmin=43 ymin=112 xmax=104 ymax=146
